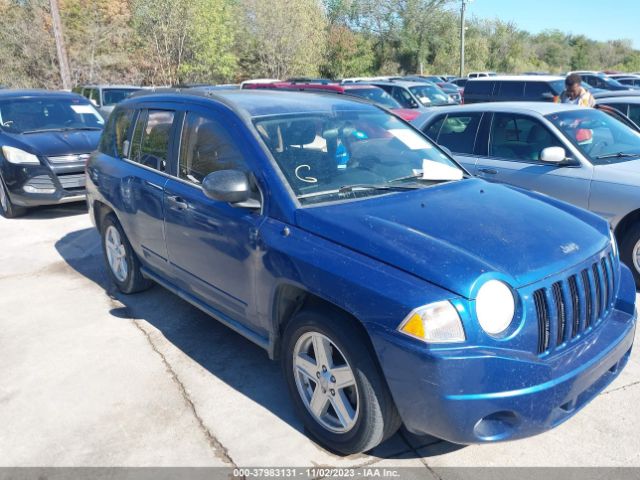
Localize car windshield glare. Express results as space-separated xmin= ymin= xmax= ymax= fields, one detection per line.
xmin=253 ymin=110 xmax=463 ymax=205
xmin=546 ymin=109 xmax=640 ymax=164
xmin=0 ymin=97 xmax=104 ymax=134
xmin=102 ymin=89 xmax=139 ymax=106
xmin=348 ymin=88 xmax=401 ymax=109
xmin=409 ymin=86 xmax=450 ymax=106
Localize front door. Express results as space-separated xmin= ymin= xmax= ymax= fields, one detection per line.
xmin=474 ymin=112 xmax=593 ymax=209
xmin=163 ymin=108 xmax=265 ymax=331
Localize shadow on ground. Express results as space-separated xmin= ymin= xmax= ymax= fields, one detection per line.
xmin=55 ymin=227 xmax=465 ymax=461
xmin=16 ymin=202 xmax=88 ymax=220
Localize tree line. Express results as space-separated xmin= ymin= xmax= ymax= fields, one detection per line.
xmin=2 ymin=0 xmax=640 ymax=89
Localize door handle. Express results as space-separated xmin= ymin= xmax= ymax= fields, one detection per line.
xmin=167 ymin=195 xmax=189 ymax=210
xmin=479 ymin=168 xmax=498 ymax=175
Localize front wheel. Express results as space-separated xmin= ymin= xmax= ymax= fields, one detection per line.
xmin=0 ymin=177 xmax=26 ymax=218
xmin=282 ymin=308 xmax=401 ymax=454
xmin=620 ymin=223 xmax=640 ymax=289
xmin=101 ymin=213 xmax=152 ymax=294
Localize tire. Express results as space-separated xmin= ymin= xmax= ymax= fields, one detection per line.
xmin=620 ymin=223 xmax=640 ymax=289
xmin=282 ymin=307 xmax=401 ymax=455
xmin=0 ymin=177 xmax=27 ymax=218
xmin=101 ymin=213 xmax=152 ymax=294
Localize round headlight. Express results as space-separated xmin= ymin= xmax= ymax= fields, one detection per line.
xmin=476 ymin=280 xmax=515 ymax=335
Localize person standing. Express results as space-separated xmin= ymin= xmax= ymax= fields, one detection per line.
xmin=560 ymin=73 xmax=595 ymax=107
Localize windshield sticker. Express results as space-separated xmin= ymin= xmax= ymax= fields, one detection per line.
xmin=71 ymin=104 xmax=101 ymax=118
xmin=421 ymin=158 xmax=463 ymax=181
xmin=295 ymin=165 xmax=318 ymax=183
xmin=389 ymin=129 xmax=432 ymax=150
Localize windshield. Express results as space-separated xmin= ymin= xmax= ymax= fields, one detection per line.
xmin=102 ymin=88 xmax=139 ymax=106
xmin=0 ymin=97 xmax=104 ymax=134
xmin=254 ymin=110 xmax=463 ymax=205
xmin=409 ymin=85 xmax=451 ymax=106
xmin=347 ymin=88 xmax=402 ymax=109
xmin=546 ymin=109 xmax=640 ymax=164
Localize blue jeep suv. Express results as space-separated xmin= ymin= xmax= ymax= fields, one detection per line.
xmin=86 ymin=90 xmax=637 ymax=454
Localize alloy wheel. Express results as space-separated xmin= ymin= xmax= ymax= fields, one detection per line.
xmin=293 ymin=331 xmax=359 ymax=434
xmin=633 ymin=239 xmax=640 ymax=275
xmin=105 ymin=225 xmax=128 ymax=282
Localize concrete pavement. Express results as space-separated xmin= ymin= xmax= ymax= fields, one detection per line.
xmin=0 ymin=203 xmax=639 ymax=469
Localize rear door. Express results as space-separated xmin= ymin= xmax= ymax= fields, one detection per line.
xmin=163 ymin=106 xmax=265 ymax=332
xmin=121 ymin=108 xmax=178 ymax=271
xmin=422 ymin=112 xmax=484 ymax=173
xmin=474 ymin=112 xmax=593 ymax=208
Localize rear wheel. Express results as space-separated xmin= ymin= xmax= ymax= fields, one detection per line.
xmin=282 ymin=308 xmax=401 ymax=454
xmin=0 ymin=177 xmax=27 ymax=218
xmin=101 ymin=213 xmax=152 ymax=294
xmin=621 ymin=223 xmax=640 ymax=289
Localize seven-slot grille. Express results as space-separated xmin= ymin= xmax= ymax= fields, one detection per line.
xmin=533 ymin=252 xmax=617 ymax=355
xmin=57 ymin=173 xmax=86 ymax=191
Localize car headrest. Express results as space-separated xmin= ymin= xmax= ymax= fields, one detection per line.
xmin=282 ymin=120 xmax=317 ymax=146
xmin=527 ymin=124 xmax=551 ymax=144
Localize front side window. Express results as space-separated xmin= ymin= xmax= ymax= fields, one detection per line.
xmin=388 ymin=87 xmax=417 ymax=108
xmin=129 ymin=109 xmax=175 ymax=172
xmin=0 ymin=97 xmax=104 ymax=134
xmin=489 ymin=113 xmax=562 ymax=162
xmin=89 ymin=89 xmax=101 ymax=106
xmin=179 ymin=112 xmax=247 ymax=184
xmin=629 ymin=105 xmax=640 ymax=126
xmin=254 ymin=110 xmax=463 ymax=205
xmin=546 ymin=109 xmax=640 ymax=164
xmin=433 ymin=113 xmax=483 ymax=154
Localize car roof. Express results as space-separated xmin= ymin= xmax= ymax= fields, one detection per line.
xmin=120 ymin=89 xmax=381 ymax=118
xmin=468 ymin=75 xmax=564 ymax=82
xmin=0 ymin=89 xmax=89 ymax=100
xmin=412 ymin=102 xmax=584 ymax=126
xmin=597 ymin=95 xmax=640 ymax=104
xmin=76 ymin=85 xmax=141 ymax=89
xmin=594 ymin=90 xmax=640 ymax=99
xmin=366 ymin=80 xmax=432 ymax=88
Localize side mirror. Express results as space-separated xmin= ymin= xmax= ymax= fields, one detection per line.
xmin=540 ymin=146 xmax=567 ymax=164
xmin=202 ymin=170 xmax=260 ymax=209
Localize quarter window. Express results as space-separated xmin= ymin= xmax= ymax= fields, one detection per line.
xmin=489 ymin=113 xmax=562 ymax=162
xmin=178 ymin=112 xmax=246 ymax=184
xmin=98 ymin=108 xmax=134 ymax=158
xmin=129 ymin=109 xmax=175 ymax=172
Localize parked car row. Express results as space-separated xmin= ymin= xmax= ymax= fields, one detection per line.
xmin=0 ymin=83 xmax=638 ymax=457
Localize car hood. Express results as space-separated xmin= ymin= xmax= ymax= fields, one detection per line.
xmin=295 ymin=179 xmax=609 ymax=299
xmin=5 ymin=130 xmax=102 ymax=157
xmin=594 ymin=158 xmax=640 ymax=184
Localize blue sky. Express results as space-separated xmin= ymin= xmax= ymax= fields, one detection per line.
xmin=464 ymin=0 xmax=640 ymax=48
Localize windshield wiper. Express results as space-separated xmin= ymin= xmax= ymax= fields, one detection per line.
xmin=21 ymin=127 xmax=102 ymax=134
xmin=595 ymin=152 xmax=640 ymax=160
xmin=338 ymin=184 xmax=419 ymax=194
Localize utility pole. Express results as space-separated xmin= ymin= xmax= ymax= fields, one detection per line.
xmin=49 ymin=0 xmax=72 ymax=90
xmin=459 ymin=0 xmax=467 ymax=78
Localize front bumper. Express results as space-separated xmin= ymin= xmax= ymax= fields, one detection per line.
xmin=369 ymin=266 xmax=637 ymax=444
xmin=3 ymin=161 xmax=86 ymax=207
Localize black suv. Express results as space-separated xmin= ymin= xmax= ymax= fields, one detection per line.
xmin=0 ymin=90 xmax=104 ymax=217
xmin=463 ymin=76 xmax=566 ymax=104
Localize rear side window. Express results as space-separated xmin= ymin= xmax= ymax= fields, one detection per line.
xmin=98 ymin=108 xmax=134 ymax=157
xmin=602 ymin=103 xmax=630 ymax=116
xmin=178 ymin=112 xmax=247 ymax=185
xmin=524 ymin=82 xmax=554 ymax=100
xmin=130 ymin=109 xmax=175 ymax=172
xmin=497 ymin=82 xmax=524 ymax=98
xmin=466 ymin=81 xmax=494 ymax=96
xmin=434 ymin=113 xmax=483 ymax=154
